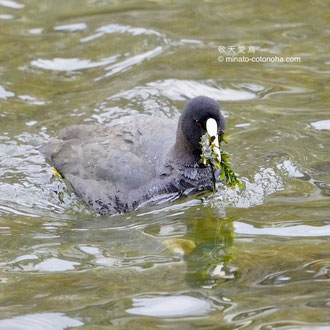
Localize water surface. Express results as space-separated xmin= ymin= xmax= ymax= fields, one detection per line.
xmin=0 ymin=0 xmax=329 ymax=328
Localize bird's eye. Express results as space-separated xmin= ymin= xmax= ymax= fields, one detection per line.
xmin=194 ymin=120 xmax=201 ymax=127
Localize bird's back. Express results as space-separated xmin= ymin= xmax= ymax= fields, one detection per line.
xmin=41 ymin=116 xmax=178 ymax=214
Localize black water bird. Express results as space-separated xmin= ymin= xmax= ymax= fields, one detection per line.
xmin=41 ymin=96 xmax=226 ymax=215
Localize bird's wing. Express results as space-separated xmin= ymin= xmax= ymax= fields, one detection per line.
xmin=41 ymin=124 xmax=155 ymax=213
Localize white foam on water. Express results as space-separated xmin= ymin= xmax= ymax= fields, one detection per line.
xmin=213 ymin=167 xmax=284 ymax=209
xmin=276 ymin=159 xmax=304 ymax=178
xmin=212 ymin=160 xmax=303 ymax=209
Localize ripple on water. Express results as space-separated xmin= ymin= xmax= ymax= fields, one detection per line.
xmin=0 ymin=0 xmax=24 ymax=9
xmin=54 ymin=23 xmax=87 ymax=32
xmin=0 ymin=313 xmax=83 ymax=330
xmin=257 ymin=321 xmax=330 ymax=330
xmin=34 ymin=258 xmax=80 ymax=272
xmin=0 ymin=14 xmax=14 ymax=19
xmin=30 ymin=46 xmax=165 ymax=76
xmin=32 ymin=21 xmax=170 ymax=81
xmin=80 ymin=23 xmax=164 ymax=43
xmin=110 ymin=79 xmax=257 ymax=102
xmin=311 ymin=120 xmax=330 ymax=131
xmin=18 ymin=95 xmax=46 ymax=105
xmin=256 ymin=259 xmax=330 ymax=287
xmin=100 ymin=46 xmax=165 ymax=79
xmin=234 ymin=222 xmax=330 ymax=238
xmin=126 ymin=296 xmax=213 ymax=317
xmin=0 ymin=253 xmax=82 ymax=273
xmin=31 ymin=56 xmax=118 ymax=72
xmin=225 ymin=306 xmax=277 ymax=327
xmin=97 ymin=79 xmax=258 ymax=121
xmin=0 ymin=135 xmax=89 ymax=217
xmin=28 ymin=22 xmax=169 ymax=79
xmin=28 ymin=28 xmax=43 ymax=35
xmin=0 ymin=85 xmax=15 ymax=99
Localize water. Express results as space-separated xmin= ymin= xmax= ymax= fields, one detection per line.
xmin=0 ymin=0 xmax=329 ymax=328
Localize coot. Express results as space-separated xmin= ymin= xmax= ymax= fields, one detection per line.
xmin=41 ymin=96 xmax=226 ymax=215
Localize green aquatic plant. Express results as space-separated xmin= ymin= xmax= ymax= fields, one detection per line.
xmin=200 ymin=132 xmax=243 ymax=191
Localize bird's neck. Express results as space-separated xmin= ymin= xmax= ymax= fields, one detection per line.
xmin=169 ymin=130 xmax=201 ymax=168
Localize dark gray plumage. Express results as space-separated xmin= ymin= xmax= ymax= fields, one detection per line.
xmin=41 ymin=96 xmax=226 ymax=215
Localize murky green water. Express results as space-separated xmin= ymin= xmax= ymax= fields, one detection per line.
xmin=0 ymin=0 xmax=329 ymax=328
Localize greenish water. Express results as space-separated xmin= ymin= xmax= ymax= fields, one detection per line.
xmin=0 ymin=0 xmax=330 ymax=328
